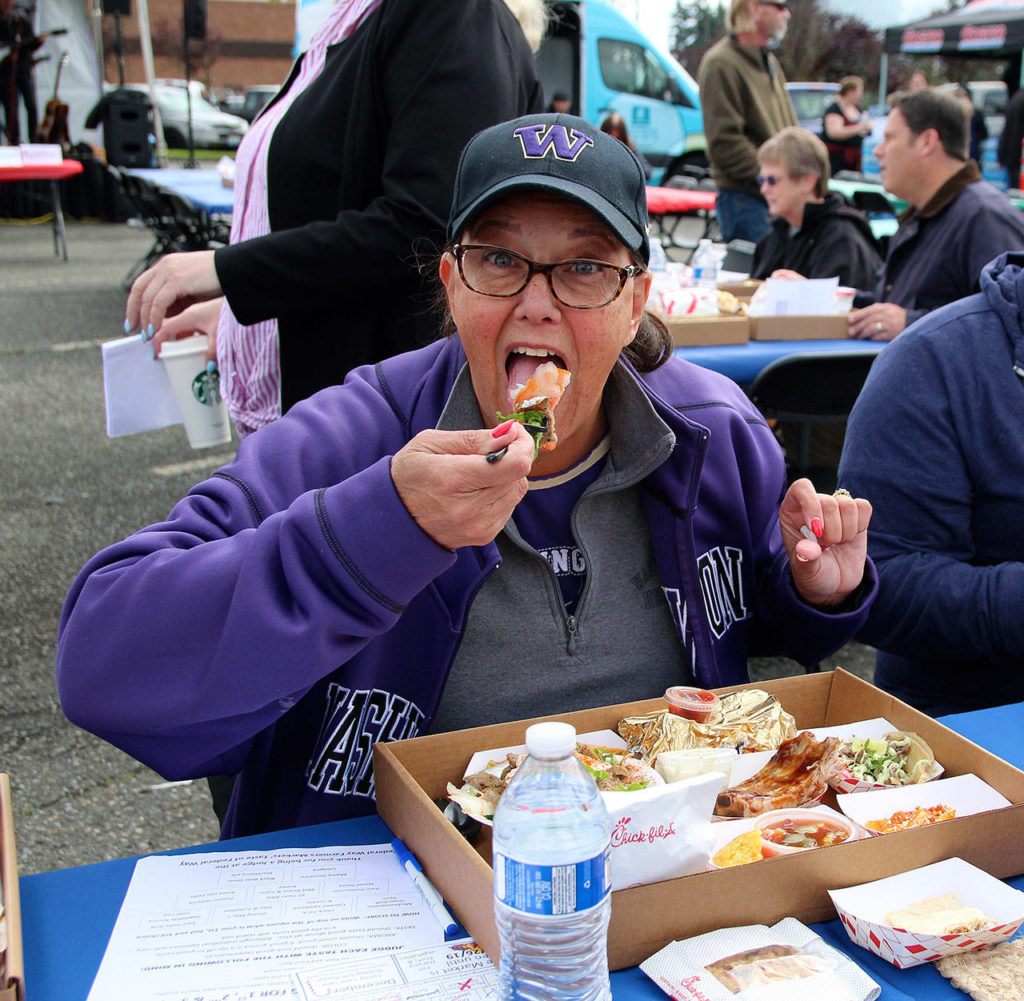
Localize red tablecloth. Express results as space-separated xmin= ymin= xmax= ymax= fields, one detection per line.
xmin=645 ymin=186 xmax=716 ymax=215
xmin=0 ymin=160 xmax=84 ymax=183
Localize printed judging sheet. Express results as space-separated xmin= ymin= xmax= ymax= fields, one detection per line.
xmin=292 ymin=939 xmax=497 ymax=1000
xmin=87 ymin=844 xmax=481 ymax=1001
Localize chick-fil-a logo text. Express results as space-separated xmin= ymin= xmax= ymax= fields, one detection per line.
xmin=677 ymin=976 xmax=712 ymax=1001
xmin=611 ymin=816 xmax=677 ymax=847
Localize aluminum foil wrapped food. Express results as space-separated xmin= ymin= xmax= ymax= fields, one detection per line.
xmin=618 ymin=689 xmax=796 ymax=762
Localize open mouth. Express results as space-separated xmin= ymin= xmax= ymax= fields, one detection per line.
xmin=505 ymin=347 xmax=567 ymax=408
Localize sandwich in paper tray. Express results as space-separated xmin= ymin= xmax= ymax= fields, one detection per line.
xmin=828 ymin=857 xmax=1024 ymax=969
xmin=641 ymin=916 xmax=880 ymax=1000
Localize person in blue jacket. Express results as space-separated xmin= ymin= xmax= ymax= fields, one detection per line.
xmin=839 ymin=251 xmax=1024 ymax=717
xmin=56 ymin=114 xmax=875 ymax=838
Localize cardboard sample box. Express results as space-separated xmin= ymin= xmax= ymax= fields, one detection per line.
xmin=717 ymin=279 xmax=761 ymax=301
xmin=0 ymin=775 xmax=24 ymax=1001
xmin=749 ymin=314 xmax=850 ymax=340
xmin=665 ymin=314 xmax=749 ymax=348
xmin=374 ymin=669 xmax=1024 ymax=971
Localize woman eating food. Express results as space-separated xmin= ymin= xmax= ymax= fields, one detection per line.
xmin=56 ymin=114 xmax=875 ymax=839
xmin=750 ymin=126 xmax=881 ymax=290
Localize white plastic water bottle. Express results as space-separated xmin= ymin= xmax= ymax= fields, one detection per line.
xmin=648 ymin=234 xmax=668 ymax=271
xmin=691 ymin=238 xmax=719 ymax=289
xmin=493 ymin=721 xmax=612 ymax=1001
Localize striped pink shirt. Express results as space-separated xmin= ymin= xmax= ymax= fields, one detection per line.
xmin=217 ymin=0 xmax=384 ymax=436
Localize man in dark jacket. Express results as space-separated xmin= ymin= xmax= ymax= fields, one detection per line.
xmin=848 ymin=89 xmax=1024 ymax=340
xmin=839 ymin=251 xmax=1024 ymax=716
xmin=0 ymin=0 xmax=44 ymax=143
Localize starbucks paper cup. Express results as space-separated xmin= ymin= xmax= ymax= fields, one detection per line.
xmin=159 ymin=335 xmax=231 ymax=449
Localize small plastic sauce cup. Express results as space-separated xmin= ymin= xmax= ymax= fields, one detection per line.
xmin=664 ymin=686 xmax=721 ymax=723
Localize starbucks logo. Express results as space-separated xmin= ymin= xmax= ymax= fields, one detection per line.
xmin=191 ymin=370 xmax=223 ymax=407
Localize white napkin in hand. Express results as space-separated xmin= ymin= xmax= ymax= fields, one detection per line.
xmin=102 ymin=334 xmax=183 ymax=437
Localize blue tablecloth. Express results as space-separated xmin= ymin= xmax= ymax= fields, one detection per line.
xmin=674 ymin=338 xmax=884 ymax=388
xmin=19 ymin=702 xmax=1024 ymax=1000
xmin=129 ymin=167 xmax=235 ymax=215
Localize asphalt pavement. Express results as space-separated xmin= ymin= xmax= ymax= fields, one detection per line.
xmin=0 ymin=218 xmax=877 ymax=877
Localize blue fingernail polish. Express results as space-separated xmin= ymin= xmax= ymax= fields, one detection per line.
xmin=124 ymin=318 xmax=131 ymax=333
xmin=140 ymin=330 xmax=149 ymax=344
xmin=206 ymin=361 xmax=217 ymax=375
xmin=147 ymin=323 xmax=155 ymax=338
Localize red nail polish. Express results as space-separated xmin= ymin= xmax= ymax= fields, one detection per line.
xmin=811 ymin=517 xmax=824 ymax=538
xmin=492 ymin=419 xmax=514 ymax=438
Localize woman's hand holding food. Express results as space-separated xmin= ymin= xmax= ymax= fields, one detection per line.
xmin=391 ymin=421 xmax=535 ymax=550
xmin=151 ymin=297 xmax=224 ymax=363
xmin=778 ymin=478 xmax=872 ymax=608
xmin=125 ymin=250 xmax=221 ymax=344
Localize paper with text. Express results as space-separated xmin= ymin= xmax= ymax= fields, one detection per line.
xmin=291 ymin=939 xmax=497 ymax=1000
xmin=86 ymin=844 xmax=452 ymax=1001
xmin=763 ymin=276 xmax=839 ymax=315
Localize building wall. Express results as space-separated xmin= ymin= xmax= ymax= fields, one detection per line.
xmin=106 ymin=0 xmax=297 ymax=91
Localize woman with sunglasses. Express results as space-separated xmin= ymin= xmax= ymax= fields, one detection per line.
xmin=56 ymin=114 xmax=874 ymax=838
xmin=751 ymin=126 xmax=882 ymax=289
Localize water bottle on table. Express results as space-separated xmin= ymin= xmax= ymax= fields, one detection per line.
xmin=492 ymin=721 xmax=612 ymax=1001
xmin=691 ymin=238 xmax=719 ymax=289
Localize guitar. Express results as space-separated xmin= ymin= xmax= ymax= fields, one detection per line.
xmin=0 ymin=26 xmax=67 ymax=69
xmin=37 ymin=50 xmax=70 ymax=148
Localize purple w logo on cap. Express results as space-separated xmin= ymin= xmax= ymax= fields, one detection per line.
xmin=514 ymin=124 xmax=594 ymax=162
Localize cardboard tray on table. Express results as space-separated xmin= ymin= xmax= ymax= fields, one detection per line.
xmin=664 ymin=314 xmax=749 ymax=348
xmin=373 ymin=669 xmax=1024 ymax=971
xmin=749 ymin=314 xmax=850 ymax=340
xmin=0 ymin=775 xmax=24 ymax=1001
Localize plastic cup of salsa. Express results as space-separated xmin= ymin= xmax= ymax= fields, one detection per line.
xmin=664 ymin=686 xmax=721 ymax=723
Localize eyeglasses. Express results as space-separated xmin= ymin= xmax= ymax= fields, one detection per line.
xmin=453 ymin=244 xmax=644 ymax=309
xmin=758 ymin=0 xmax=790 ymax=8
xmin=756 ymin=174 xmax=786 ymax=187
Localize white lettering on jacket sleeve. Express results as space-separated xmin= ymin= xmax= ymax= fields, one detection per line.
xmin=697 ymin=546 xmax=748 ymax=639
xmin=306 ymin=684 xmax=425 ymax=798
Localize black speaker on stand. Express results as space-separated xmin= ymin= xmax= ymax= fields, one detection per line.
xmin=184 ymin=0 xmax=206 ymax=40
xmin=101 ymin=89 xmax=152 ymax=167
xmin=101 ymin=0 xmax=131 ymax=86
xmin=181 ymin=0 xmax=205 ymax=168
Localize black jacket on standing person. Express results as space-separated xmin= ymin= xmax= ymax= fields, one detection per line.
xmin=750 ymin=193 xmax=882 ymax=289
xmin=0 ymin=4 xmax=42 ymax=142
xmin=212 ymin=0 xmax=542 ymax=414
xmin=999 ymin=88 xmax=1024 ymax=189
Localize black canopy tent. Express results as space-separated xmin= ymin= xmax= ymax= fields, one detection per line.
xmin=885 ymin=2 xmax=1024 ymax=58
xmin=882 ymin=0 xmax=1024 ymax=95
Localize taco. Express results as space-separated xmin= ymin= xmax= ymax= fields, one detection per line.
xmin=497 ymin=361 xmax=571 ymax=456
xmin=838 ymin=730 xmax=939 ymax=787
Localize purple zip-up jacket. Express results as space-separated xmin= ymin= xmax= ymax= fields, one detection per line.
xmin=56 ymin=338 xmax=875 ymax=838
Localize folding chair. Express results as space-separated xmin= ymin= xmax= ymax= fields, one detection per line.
xmin=852 ymin=189 xmax=898 ymax=219
xmin=721 ymin=239 xmax=756 ymax=274
xmin=747 ymin=351 xmax=879 ymax=490
xmin=114 ymin=167 xmax=189 ymax=289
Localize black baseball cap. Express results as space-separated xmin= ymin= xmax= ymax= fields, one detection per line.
xmin=447 ymin=113 xmax=651 ymax=265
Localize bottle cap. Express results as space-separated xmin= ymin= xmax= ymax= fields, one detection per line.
xmin=525 ymin=721 xmax=576 ymax=758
